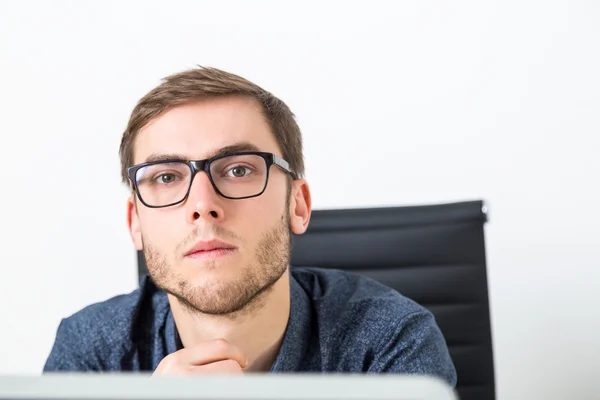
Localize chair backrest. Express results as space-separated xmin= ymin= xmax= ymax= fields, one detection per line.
xmin=137 ymin=200 xmax=495 ymax=400
xmin=290 ymin=200 xmax=495 ymax=400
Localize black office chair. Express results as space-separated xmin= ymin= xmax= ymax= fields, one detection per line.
xmin=137 ymin=200 xmax=495 ymax=400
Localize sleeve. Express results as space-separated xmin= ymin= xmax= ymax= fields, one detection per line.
xmin=367 ymin=309 xmax=457 ymax=387
xmin=43 ymin=318 xmax=102 ymax=372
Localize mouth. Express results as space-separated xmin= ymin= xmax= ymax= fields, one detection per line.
xmin=184 ymin=239 xmax=237 ymax=260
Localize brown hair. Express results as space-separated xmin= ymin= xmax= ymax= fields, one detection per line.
xmin=119 ymin=66 xmax=304 ymax=184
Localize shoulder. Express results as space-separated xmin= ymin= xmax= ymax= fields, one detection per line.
xmin=291 ymin=266 xmax=427 ymax=332
xmin=291 ymin=267 xmax=456 ymax=385
xmin=44 ymin=276 xmax=169 ymax=371
xmin=291 ymin=266 xmax=424 ymax=322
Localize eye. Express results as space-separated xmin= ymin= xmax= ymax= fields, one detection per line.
xmin=154 ymin=174 xmax=179 ymax=184
xmin=226 ymin=166 xmax=252 ymax=178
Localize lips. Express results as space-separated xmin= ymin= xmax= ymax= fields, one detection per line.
xmin=184 ymin=239 xmax=237 ymax=259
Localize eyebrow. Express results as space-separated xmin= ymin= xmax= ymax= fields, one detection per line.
xmin=143 ymin=142 xmax=262 ymax=164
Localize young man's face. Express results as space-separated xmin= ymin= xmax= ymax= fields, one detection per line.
xmin=127 ymin=96 xmax=310 ymax=315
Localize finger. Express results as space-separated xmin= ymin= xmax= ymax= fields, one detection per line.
xmin=176 ymin=339 xmax=248 ymax=368
xmin=191 ymin=359 xmax=245 ymax=374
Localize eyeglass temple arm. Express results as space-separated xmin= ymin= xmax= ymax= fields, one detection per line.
xmin=272 ymin=154 xmax=296 ymax=178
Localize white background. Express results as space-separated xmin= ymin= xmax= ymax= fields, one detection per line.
xmin=1 ymin=1 xmax=599 ymax=399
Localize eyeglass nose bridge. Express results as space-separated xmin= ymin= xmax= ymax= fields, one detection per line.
xmin=189 ymin=159 xmax=209 ymax=173
xmin=187 ymin=159 xmax=213 ymax=187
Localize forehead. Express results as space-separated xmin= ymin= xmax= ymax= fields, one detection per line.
xmin=133 ymin=96 xmax=280 ymax=164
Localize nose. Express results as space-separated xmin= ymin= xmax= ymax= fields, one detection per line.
xmin=185 ymin=171 xmax=225 ymax=224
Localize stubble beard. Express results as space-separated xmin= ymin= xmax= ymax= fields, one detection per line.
xmin=143 ymin=211 xmax=292 ymax=318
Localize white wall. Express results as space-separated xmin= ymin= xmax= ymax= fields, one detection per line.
xmin=0 ymin=1 xmax=598 ymax=398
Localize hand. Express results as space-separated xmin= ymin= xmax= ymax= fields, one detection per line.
xmin=153 ymin=338 xmax=248 ymax=375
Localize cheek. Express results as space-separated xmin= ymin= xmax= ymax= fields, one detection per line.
xmin=237 ymin=192 xmax=286 ymax=235
xmin=138 ymin=209 xmax=184 ymax=248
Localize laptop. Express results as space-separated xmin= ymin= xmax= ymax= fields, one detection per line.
xmin=0 ymin=374 xmax=457 ymax=400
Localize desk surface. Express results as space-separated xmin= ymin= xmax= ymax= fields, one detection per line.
xmin=0 ymin=374 xmax=457 ymax=400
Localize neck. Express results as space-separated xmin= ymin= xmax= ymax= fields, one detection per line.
xmin=167 ymin=270 xmax=291 ymax=372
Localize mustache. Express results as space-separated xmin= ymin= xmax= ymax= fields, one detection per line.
xmin=175 ymin=224 xmax=243 ymax=254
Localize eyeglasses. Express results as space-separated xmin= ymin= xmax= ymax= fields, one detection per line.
xmin=127 ymin=152 xmax=295 ymax=208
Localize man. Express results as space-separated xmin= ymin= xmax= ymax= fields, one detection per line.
xmin=44 ymin=67 xmax=456 ymax=383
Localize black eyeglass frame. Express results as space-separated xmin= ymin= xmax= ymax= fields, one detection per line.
xmin=127 ymin=151 xmax=296 ymax=208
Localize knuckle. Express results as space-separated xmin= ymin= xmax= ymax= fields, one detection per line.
xmin=212 ymin=338 xmax=230 ymax=353
xmin=200 ymin=359 xmax=242 ymax=373
xmin=161 ymin=354 xmax=179 ymax=369
xmin=223 ymin=359 xmax=242 ymax=370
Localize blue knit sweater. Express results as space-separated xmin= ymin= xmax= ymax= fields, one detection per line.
xmin=44 ymin=267 xmax=456 ymax=386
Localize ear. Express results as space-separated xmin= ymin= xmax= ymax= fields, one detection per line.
xmin=289 ymin=179 xmax=312 ymax=235
xmin=127 ymin=195 xmax=143 ymax=251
